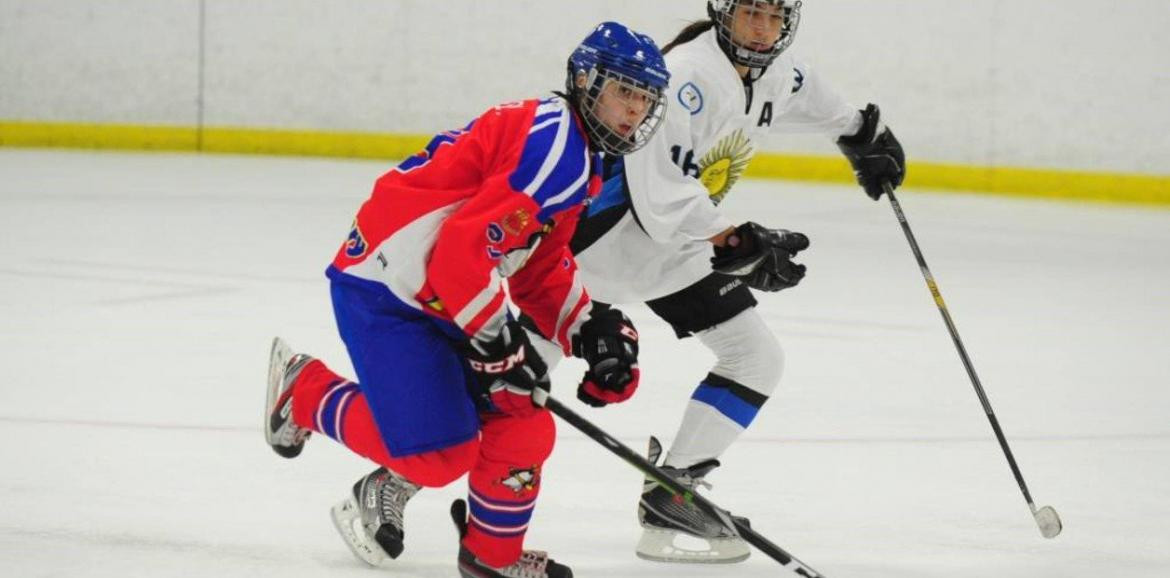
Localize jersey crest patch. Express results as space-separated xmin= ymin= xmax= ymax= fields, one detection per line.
xmin=677 ymin=82 xmax=704 ymax=115
xmin=698 ymin=129 xmax=754 ymax=204
xmin=502 ymin=208 xmax=532 ymax=236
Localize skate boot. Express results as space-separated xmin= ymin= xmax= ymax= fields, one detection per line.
xmin=331 ymin=467 xmax=422 ymax=566
xmin=450 ymin=499 xmax=573 ymax=578
xmin=264 ymin=337 xmax=314 ymax=458
xmin=636 ymin=436 xmax=751 ymax=564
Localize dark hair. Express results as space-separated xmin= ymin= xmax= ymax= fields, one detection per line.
xmin=662 ymin=20 xmax=715 ymax=55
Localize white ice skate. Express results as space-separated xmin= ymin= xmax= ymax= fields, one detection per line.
xmin=635 ymin=437 xmax=751 ymax=564
xmin=264 ymin=337 xmax=313 ymax=458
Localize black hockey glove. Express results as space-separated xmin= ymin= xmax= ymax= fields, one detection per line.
xmin=572 ymin=305 xmax=640 ymax=408
xmin=837 ymin=103 xmax=906 ymax=200
xmin=711 ymin=222 xmax=809 ymax=292
xmin=465 ymin=320 xmax=550 ymax=417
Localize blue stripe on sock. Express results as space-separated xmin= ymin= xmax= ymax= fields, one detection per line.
xmin=468 ymin=518 xmax=528 ymax=538
xmin=468 ymin=496 xmax=535 ymax=530
xmin=320 ymin=382 xmax=359 ymax=440
xmin=691 ymin=382 xmax=760 ymax=428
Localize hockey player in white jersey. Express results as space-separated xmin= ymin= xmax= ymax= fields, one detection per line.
xmin=523 ymin=0 xmax=906 ymax=564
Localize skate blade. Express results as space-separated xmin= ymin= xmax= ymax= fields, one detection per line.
xmin=635 ymin=527 xmax=751 ymax=564
xmin=330 ymin=496 xmax=387 ymax=567
xmin=264 ymin=337 xmax=294 ymax=447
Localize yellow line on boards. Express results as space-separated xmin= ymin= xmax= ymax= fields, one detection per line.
xmin=0 ymin=121 xmax=199 ymax=151
xmin=2 ymin=120 xmax=1168 ymax=206
xmin=200 ymin=127 xmax=430 ymax=160
xmin=745 ymin=153 xmax=1170 ymax=207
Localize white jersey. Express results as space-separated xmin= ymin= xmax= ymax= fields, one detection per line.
xmin=573 ymin=29 xmax=861 ymax=304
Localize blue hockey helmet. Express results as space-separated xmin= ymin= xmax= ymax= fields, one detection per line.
xmin=566 ymin=22 xmax=671 ymax=155
xmin=708 ymin=0 xmax=802 ymax=69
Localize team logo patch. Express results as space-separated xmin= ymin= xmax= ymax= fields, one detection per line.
xmin=486 ymin=223 xmax=504 ymax=243
xmin=486 ymin=246 xmax=503 ymax=260
xmin=502 ymin=208 xmax=531 ymax=235
xmin=699 ymin=129 xmax=755 ymax=204
xmin=678 ymin=82 xmax=704 ymax=115
xmin=344 ymin=220 xmax=368 ymax=258
xmin=498 ymin=466 xmax=541 ymax=495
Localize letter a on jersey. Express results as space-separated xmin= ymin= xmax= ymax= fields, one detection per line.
xmin=757 ymin=102 xmax=774 ymax=127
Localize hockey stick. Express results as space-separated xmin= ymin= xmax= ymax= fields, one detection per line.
xmin=882 ymin=181 xmax=1063 ymax=539
xmin=544 ymin=396 xmax=827 ymax=576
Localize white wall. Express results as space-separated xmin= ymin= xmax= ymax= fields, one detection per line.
xmin=2 ymin=0 xmax=1168 ymax=174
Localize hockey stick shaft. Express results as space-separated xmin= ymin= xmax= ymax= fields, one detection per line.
xmin=544 ymin=396 xmax=826 ymax=577
xmin=883 ymin=182 xmax=1058 ymax=534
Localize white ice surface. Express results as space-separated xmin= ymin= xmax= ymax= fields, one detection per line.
xmin=1 ymin=149 xmax=1168 ymax=577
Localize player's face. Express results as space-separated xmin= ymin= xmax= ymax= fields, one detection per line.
xmin=592 ymin=79 xmax=654 ymax=140
xmin=730 ymin=1 xmax=785 ymax=52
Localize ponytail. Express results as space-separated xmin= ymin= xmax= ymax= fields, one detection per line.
xmin=662 ymin=20 xmax=715 ymax=55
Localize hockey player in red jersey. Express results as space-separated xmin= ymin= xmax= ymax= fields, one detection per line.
xmin=262 ymin=22 xmax=670 ymax=578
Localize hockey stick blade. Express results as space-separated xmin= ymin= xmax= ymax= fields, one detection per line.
xmin=1033 ymin=505 xmax=1063 ymax=539
xmin=544 ymin=396 xmax=828 ymax=577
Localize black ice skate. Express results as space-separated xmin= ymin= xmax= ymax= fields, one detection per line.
xmin=450 ymin=499 xmax=573 ymax=578
xmin=330 ymin=467 xmax=421 ymax=566
xmin=264 ymin=337 xmax=314 ymax=458
xmin=636 ymin=436 xmax=751 ymax=564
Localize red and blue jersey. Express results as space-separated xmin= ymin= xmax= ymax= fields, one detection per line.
xmin=329 ymin=97 xmax=601 ymax=352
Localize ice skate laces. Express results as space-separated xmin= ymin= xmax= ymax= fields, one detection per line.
xmin=494 ymin=550 xmax=550 ymax=578
xmin=375 ymin=471 xmax=420 ymax=530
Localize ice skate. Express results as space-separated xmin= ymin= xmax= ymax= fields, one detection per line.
xmin=264 ymin=337 xmax=314 ymax=458
xmin=330 ymin=467 xmax=421 ymax=566
xmin=450 ymin=499 xmax=573 ymax=578
xmin=635 ymin=437 xmax=751 ymax=564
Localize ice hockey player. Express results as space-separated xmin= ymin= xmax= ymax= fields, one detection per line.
xmin=523 ymin=0 xmax=907 ymax=563
xmin=263 ymin=22 xmax=670 ymax=578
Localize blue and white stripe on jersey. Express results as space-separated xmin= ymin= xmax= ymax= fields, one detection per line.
xmin=508 ymin=98 xmax=592 ymax=223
